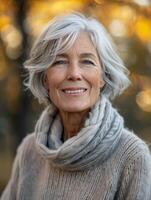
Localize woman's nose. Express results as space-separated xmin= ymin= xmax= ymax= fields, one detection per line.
xmin=66 ymin=64 xmax=82 ymax=81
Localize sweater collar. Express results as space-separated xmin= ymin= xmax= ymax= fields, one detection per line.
xmin=35 ymin=96 xmax=123 ymax=171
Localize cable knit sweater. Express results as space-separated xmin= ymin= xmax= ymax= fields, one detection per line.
xmin=1 ymin=96 xmax=151 ymax=200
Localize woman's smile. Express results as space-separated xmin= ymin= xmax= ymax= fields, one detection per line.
xmin=61 ymin=87 xmax=88 ymax=96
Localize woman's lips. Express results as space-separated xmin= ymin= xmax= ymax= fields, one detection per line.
xmin=61 ymin=88 xmax=88 ymax=95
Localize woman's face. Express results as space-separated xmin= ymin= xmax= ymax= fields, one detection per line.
xmin=45 ymin=32 xmax=104 ymax=113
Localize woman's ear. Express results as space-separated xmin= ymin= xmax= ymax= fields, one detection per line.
xmin=100 ymin=79 xmax=105 ymax=88
xmin=43 ymin=73 xmax=49 ymax=90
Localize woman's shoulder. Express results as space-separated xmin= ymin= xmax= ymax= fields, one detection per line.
xmin=117 ymin=128 xmax=151 ymax=165
xmin=17 ymin=133 xmax=35 ymax=151
xmin=121 ymin=128 xmax=150 ymax=152
xmin=15 ymin=133 xmax=36 ymax=162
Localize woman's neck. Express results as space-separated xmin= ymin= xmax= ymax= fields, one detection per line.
xmin=59 ymin=109 xmax=89 ymax=141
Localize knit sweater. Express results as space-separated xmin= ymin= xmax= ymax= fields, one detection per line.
xmin=1 ymin=96 xmax=151 ymax=200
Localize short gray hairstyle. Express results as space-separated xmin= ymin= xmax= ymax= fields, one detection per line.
xmin=24 ymin=12 xmax=131 ymax=105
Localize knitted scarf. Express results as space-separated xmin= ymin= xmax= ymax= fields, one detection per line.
xmin=35 ymin=95 xmax=124 ymax=171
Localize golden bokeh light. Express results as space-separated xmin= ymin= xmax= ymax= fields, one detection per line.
xmin=0 ymin=15 xmax=11 ymax=30
xmin=26 ymin=0 xmax=86 ymax=36
xmin=135 ymin=17 xmax=151 ymax=42
xmin=109 ymin=19 xmax=127 ymax=37
xmin=133 ymin=0 xmax=150 ymax=6
xmin=0 ymin=25 xmax=23 ymax=58
xmin=1 ymin=25 xmax=22 ymax=48
xmin=110 ymin=5 xmax=136 ymax=22
xmin=136 ymin=89 xmax=151 ymax=112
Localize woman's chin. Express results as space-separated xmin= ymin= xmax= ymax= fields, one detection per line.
xmin=59 ymin=103 xmax=90 ymax=113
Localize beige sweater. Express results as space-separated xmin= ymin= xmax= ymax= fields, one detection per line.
xmin=1 ymin=97 xmax=151 ymax=199
xmin=1 ymin=130 xmax=151 ymax=200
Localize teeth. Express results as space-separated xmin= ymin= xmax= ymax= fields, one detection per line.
xmin=63 ymin=89 xmax=86 ymax=94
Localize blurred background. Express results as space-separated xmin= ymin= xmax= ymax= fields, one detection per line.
xmin=0 ymin=0 xmax=151 ymax=194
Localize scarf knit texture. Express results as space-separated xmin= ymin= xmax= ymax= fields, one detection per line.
xmin=1 ymin=96 xmax=151 ymax=200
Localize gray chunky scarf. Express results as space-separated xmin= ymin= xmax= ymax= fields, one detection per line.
xmin=35 ymin=95 xmax=124 ymax=171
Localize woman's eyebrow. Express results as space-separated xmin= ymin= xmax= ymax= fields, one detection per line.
xmin=56 ymin=53 xmax=68 ymax=58
xmin=80 ymin=53 xmax=97 ymax=60
xmin=56 ymin=53 xmax=97 ymax=60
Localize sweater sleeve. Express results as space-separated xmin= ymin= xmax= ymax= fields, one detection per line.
xmin=0 ymin=134 xmax=34 ymax=200
xmin=0 ymin=147 xmax=20 ymax=200
xmin=116 ymin=145 xmax=151 ymax=200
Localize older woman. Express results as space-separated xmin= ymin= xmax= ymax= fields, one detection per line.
xmin=1 ymin=13 xmax=151 ymax=200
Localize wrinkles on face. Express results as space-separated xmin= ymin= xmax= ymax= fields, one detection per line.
xmin=45 ymin=32 xmax=104 ymax=113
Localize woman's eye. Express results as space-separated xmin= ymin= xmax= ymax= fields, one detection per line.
xmin=52 ymin=60 xmax=67 ymax=66
xmin=81 ymin=60 xmax=95 ymax=66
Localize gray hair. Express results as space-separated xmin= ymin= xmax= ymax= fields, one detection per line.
xmin=24 ymin=12 xmax=131 ymax=105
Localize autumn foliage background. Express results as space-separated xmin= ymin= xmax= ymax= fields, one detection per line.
xmin=0 ymin=0 xmax=151 ymax=194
